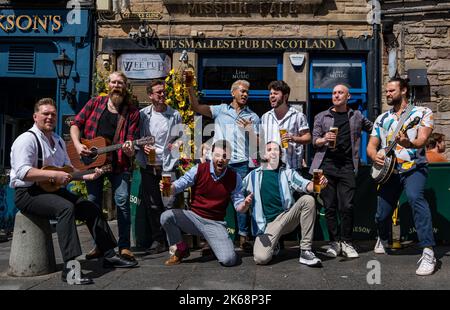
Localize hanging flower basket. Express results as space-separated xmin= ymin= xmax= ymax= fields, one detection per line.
xmin=164 ymin=68 xmax=198 ymax=175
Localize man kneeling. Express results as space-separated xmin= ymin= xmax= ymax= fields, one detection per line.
xmin=243 ymin=142 xmax=327 ymax=266
xmin=160 ymin=140 xmax=253 ymax=266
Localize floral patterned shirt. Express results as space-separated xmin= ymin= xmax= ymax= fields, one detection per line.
xmin=371 ymin=105 xmax=433 ymax=173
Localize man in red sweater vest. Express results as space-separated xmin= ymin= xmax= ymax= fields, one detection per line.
xmin=160 ymin=140 xmax=253 ymax=266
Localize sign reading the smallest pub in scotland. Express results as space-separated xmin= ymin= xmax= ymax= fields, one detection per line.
xmin=103 ymin=38 xmax=341 ymax=52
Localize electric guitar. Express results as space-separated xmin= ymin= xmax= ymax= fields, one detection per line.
xmin=66 ymin=136 xmax=154 ymax=171
xmin=37 ymin=164 xmax=112 ymax=192
xmin=370 ymin=115 xmax=421 ymax=184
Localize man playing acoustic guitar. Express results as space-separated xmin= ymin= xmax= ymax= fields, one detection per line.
xmin=70 ymin=71 xmax=140 ymax=263
xmin=10 ymin=98 xmax=137 ymax=285
xmin=367 ymin=77 xmax=436 ymax=276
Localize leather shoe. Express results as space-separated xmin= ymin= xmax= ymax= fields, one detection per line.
xmin=103 ymin=255 xmax=139 ymax=268
xmin=165 ymin=249 xmax=190 ymax=266
xmin=119 ymin=248 xmax=136 ymax=261
xmin=85 ymin=247 xmax=102 ymax=260
xmin=61 ymin=268 xmax=94 ymax=285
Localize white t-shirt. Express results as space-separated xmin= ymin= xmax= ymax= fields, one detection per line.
xmin=149 ymin=111 xmax=169 ymax=165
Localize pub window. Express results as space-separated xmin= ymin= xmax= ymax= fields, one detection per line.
xmin=199 ymin=54 xmax=282 ymax=100
xmin=309 ymin=57 xmax=367 ymax=96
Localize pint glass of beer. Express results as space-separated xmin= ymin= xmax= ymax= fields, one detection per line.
xmin=161 ymin=173 xmax=172 ymax=197
xmin=279 ymin=128 xmax=288 ymax=149
xmin=147 ymin=146 xmax=156 ymax=165
xmin=184 ymin=68 xmax=195 ymax=87
xmin=329 ymin=127 xmax=339 ymax=149
xmin=313 ymin=169 xmax=323 ymax=194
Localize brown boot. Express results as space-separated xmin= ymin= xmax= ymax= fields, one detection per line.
xmin=165 ymin=248 xmax=190 ymax=266
xmin=120 ymin=248 xmax=136 ymax=261
xmin=239 ymin=235 xmax=253 ymax=253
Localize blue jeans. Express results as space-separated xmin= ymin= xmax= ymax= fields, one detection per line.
xmin=86 ymin=172 xmax=132 ymax=250
xmin=229 ymin=162 xmax=250 ymax=237
xmin=375 ymin=166 xmax=435 ymax=248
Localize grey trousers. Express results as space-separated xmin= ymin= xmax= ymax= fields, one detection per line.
xmin=160 ymin=209 xmax=239 ymax=266
xmin=253 ymin=195 xmax=316 ymax=265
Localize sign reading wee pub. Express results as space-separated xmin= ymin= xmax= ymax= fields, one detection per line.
xmin=117 ymin=53 xmax=171 ymax=79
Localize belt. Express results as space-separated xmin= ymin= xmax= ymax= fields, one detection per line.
xmin=145 ymin=165 xmax=163 ymax=175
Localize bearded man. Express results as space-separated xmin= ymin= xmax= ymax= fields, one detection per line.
xmin=70 ymin=71 xmax=140 ymax=264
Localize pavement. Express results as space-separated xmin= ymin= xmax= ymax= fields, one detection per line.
xmin=0 ymin=220 xmax=449 ymax=291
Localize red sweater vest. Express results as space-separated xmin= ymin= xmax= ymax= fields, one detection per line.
xmin=190 ymin=162 xmax=237 ymax=221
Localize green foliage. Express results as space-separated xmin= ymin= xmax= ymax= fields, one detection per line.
xmin=69 ymin=178 xmax=111 ymax=199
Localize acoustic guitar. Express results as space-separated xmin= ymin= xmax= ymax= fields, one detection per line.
xmin=37 ymin=164 xmax=112 ymax=192
xmin=66 ymin=136 xmax=154 ymax=171
xmin=370 ymin=115 xmax=421 ymax=184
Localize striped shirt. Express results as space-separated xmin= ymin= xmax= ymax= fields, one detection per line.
xmin=261 ymin=106 xmax=310 ymax=169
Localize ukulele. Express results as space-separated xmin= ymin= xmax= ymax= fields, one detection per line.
xmin=37 ymin=164 xmax=112 ymax=192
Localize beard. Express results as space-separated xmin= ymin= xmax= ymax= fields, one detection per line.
xmin=109 ymin=88 xmax=126 ymax=105
xmin=387 ymin=95 xmax=402 ymax=106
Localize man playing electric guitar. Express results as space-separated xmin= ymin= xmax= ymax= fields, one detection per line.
xmin=70 ymin=71 xmax=140 ymax=263
xmin=367 ymin=77 xmax=436 ymax=276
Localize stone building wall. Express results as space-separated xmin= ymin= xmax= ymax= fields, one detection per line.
xmin=98 ymin=0 xmax=373 ymax=39
xmin=381 ymin=1 xmax=450 ymax=159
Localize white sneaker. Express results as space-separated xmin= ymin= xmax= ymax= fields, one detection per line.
xmin=299 ymin=250 xmax=322 ymax=266
xmin=341 ymin=241 xmax=359 ymax=258
xmin=416 ymin=248 xmax=436 ymax=276
xmin=325 ymin=241 xmax=341 ymax=258
xmin=374 ymin=238 xmax=387 ymax=254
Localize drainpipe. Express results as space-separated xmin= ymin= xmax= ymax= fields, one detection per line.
xmin=372 ymin=22 xmax=381 ymax=120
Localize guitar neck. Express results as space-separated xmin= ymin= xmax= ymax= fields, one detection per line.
xmin=95 ymin=139 xmax=147 ymax=155
xmin=97 ymin=143 xmax=123 ymax=155
xmin=71 ymin=168 xmax=96 ymax=180
xmin=385 ymin=104 xmax=414 ymax=154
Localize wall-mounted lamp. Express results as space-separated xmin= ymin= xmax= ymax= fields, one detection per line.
xmin=337 ymin=29 xmax=345 ymax=38
xmin=129 ymin=22 xmax=155 ymax=46
xmin=53 ymin=49 xmax=77 ymax=109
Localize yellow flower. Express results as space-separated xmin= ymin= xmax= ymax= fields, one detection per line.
xmin=165 ymin=98 xmax=172 ymax=105
xmin=169 ymin=69 xmax=175 ymax=75
xmin=179 ymin=101 xmax=186 ymax=108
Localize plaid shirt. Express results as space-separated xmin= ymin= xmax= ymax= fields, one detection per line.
xmin=72 ymin=95 xmax=140 ymax=173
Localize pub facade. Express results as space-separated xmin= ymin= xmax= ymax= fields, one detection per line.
xmin=97 ymin=0 xmax=379 ymax=163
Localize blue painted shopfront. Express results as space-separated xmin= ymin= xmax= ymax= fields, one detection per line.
xmin=0 ymin=8 xmax=95 ymax=230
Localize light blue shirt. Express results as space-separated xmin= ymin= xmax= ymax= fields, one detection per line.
xmin=173 ymin=162 xmax=245 ymax=210
xmin=210 ymin=104 xmax=260 ymax=164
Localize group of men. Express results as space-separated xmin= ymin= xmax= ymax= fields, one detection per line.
xmin=9 ymin=69 xmax=442 ymax=285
